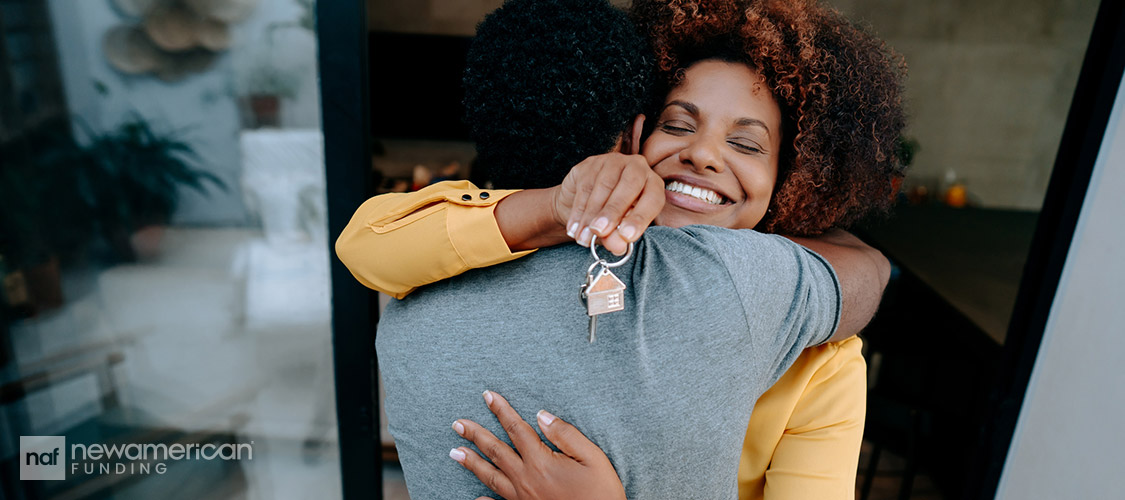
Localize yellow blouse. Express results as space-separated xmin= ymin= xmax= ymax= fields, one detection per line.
xmin=336 ymin=180 xmax=866 ymax=500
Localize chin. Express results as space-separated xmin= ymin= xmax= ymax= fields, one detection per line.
xmin=655 ymin=210 xmax=712 ymax=229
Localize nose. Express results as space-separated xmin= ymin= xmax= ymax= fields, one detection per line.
xmin=680 ymin=134 xmax=725 ymax=174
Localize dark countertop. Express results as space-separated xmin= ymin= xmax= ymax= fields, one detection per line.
xmin=860 ymin=204 xmax=1040 ymax=345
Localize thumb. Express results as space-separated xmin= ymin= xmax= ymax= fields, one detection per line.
xmin=537 ymin=410 xmax=602 ymax=462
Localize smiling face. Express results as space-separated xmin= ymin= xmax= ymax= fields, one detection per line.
xmin=643 ymin=59 xmax=782 ymax=230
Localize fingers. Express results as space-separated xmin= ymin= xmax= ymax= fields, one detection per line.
xmin=452 ymin=417 xmax=524 ymax=474
xmin=574 ymin=161 xmax=628 ymax=246
xmin=564 ymin=157 xmax=600 ymax=241
xmin=599 ymin=170 xmax=666 ymax=255
xmin=565 ymin=154 xmax=658 ymax=249
xmin=621 ymin=170 xmax=667 ymax=239
xmin=598 ymin=232 xmax=632 ymax=256
xmin=482 ymin=390 xmax=550 ymax=458
xmin=587 ymin=160 xmax=651 ymax=238
xmin=449 ymin=446 xmax=515 ymax=500
xmin=568 ymin=159 xmax=622 ymax=246
xmin=535 ymin=410 xmax=606 ymax=465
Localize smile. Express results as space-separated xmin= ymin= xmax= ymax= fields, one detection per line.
xmin=665 ymin=180 xmax=727 ymax=205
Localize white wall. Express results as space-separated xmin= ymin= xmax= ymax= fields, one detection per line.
xmin=995 ymin=73 xmax=1125 ymax=499
xmin=47 ymin=0 xmax=320 ymax=226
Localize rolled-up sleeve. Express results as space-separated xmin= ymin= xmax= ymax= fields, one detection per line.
xmin=334 ymin=180 xmax=534 ymax=298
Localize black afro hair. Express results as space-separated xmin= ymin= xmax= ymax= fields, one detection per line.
xmin=463 ymin=0 xmax=654 ymax=189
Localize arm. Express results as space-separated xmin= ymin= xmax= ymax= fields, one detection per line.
xmin=335 ymin=155 xmax=665 ymax=297
xmin=495 ymin=152 xmax=664 ymax=254
xmin=785 ymin=230 xmax=890 ymax=343
xmin=758 ymin=339 xmax=867 ymax=500
xmin=334 ymin=180 xmax=533 ymax=298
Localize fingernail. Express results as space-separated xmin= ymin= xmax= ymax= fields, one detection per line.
xmin=618 ymin=223 xmax=636 ymax=240
xmin=537 ymin=410 xmax=556 ymax=427
xmin=567 ymin=222 xmax=579 ymax=237
xmin=578 ymin=227 xmax=592 ymax=246
xmin=483 ymin=390 xmax=494 ymax=405
xmin=452 ymin=420 xmax=465 ymax=436
xmin=591 ymin=217 xmax=609 ymax=233
xmin=449 ymin=448 xmax=466 ymax=462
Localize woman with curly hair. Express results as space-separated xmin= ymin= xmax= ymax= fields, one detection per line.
xmin=337 ymin=0 xmax=905 ymax=498
xmin=631 ymin=0 xmax=906 ymax=236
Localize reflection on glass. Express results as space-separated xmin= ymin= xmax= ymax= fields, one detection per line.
xmin=1 ymin=0 xmax=339 ymax=498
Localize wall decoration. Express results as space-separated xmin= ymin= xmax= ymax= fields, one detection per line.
xmin=103 ymin=0 xmax=259 ymax=81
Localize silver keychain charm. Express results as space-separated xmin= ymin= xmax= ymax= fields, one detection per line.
xmin=579 ymin=235 xmax=633 ymax=342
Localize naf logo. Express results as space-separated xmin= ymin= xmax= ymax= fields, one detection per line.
xmin=20 ymin=436 xmax=66 ymax=480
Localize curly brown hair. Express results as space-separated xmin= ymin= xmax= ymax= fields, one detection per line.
xmin=632 ymin=0 xmax=907 ymax=235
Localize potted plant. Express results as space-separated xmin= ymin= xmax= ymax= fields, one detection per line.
xmin=236 ymin=59 xmax=302 ymax=128
xmin=76 ymin=117 xmax=227 ymax=261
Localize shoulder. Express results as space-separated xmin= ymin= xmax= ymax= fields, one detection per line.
xmin=800 ymin=337 xmax=866 ymax=381
xmin=640 ymin=225 xmax=819 ymax=274
xmin=644 ymin=224 xmax=794 ymax=250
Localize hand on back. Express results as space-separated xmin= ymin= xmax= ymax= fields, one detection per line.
xmin=449 ymin=391 xmax=627 ymax=500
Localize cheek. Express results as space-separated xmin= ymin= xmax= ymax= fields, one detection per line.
xmin=641 ymin=135 xmax=678 ymax=167
xmin=737 ymin=165 xmax=778 ymax=201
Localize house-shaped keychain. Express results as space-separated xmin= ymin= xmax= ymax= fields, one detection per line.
xmin=585 ymin=267 xmax=626 ymax=315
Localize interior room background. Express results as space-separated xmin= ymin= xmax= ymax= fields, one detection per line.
xmin=0 ymin=0 xmax=1110 ymax=499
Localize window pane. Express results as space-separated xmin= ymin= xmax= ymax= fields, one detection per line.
xmin=1 ymin=1 xmax=340 ymax=498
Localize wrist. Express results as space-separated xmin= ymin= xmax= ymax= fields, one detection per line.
xmin=496 ymin=188 xmax=572 ymax=251
xmin=545 ymin=184 xmax=569 ymax=232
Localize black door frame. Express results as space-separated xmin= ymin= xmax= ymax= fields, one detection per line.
xmin=970 ymin=0 xmax=1125 ymax=498
xmin=318 ymin=0 xmax=382 ymax=498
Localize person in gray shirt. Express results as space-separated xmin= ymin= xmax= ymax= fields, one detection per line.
xmin=378 ymin=226 xmax=842 ymax=499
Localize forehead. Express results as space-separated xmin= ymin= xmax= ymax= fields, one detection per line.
xmin=666 ymin=60 xmax=781 ymax=127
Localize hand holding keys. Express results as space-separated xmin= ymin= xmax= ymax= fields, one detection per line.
xmin=579 ymin=235 xmax=633 ymax=342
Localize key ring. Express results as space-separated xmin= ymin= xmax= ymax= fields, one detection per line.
xmin=589 ymin=235 xmax=633 ymax=269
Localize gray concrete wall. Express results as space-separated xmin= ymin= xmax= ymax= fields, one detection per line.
xmin=793 ymin=0 xmax=1099 ymax=209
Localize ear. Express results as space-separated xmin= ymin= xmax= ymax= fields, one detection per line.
xmin=621 ymin=114 xmax=646 ymax=155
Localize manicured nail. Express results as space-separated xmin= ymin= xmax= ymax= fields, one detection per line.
xmin=483 ymin=390 xmax=494 ymax=405
xmin=449 ymin=448 xmax=466 ymax=462
xmin=567 ymin=222 xmax=579 ymax=237
xmin=452 ymin=420 xmax=465 ymax=436
xmin=537 ymin=410 xmax=556 ymax=427
xmin=618 ymin=223 xmax=636 ymax=240
xmin=591 ymin=217 xmax=609 ymax=234
xmin=578 ymin=227 xmax=592 ymax=246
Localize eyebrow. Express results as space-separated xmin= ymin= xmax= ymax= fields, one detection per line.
xmin=664 ymin=100 xmax=772 ymax=138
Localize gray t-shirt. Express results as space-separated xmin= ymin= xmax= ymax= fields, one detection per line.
xmin=376 ymin=225 xmax=841 ymax=499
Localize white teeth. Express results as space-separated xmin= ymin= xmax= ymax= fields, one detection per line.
xmin=665 ymin=180 xmax=724 ymax=205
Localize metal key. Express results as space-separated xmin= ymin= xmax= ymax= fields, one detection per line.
xmin=579 ymin=237 xmax=633 ymax=343
xmin=579 ymin=263 xmax=600 ymax=342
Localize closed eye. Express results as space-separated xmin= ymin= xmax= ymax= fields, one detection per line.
xmin=658 ymin=121 xmax=694 ymax=135
xmin=728 ymin=140 xmax=764 ymax=154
